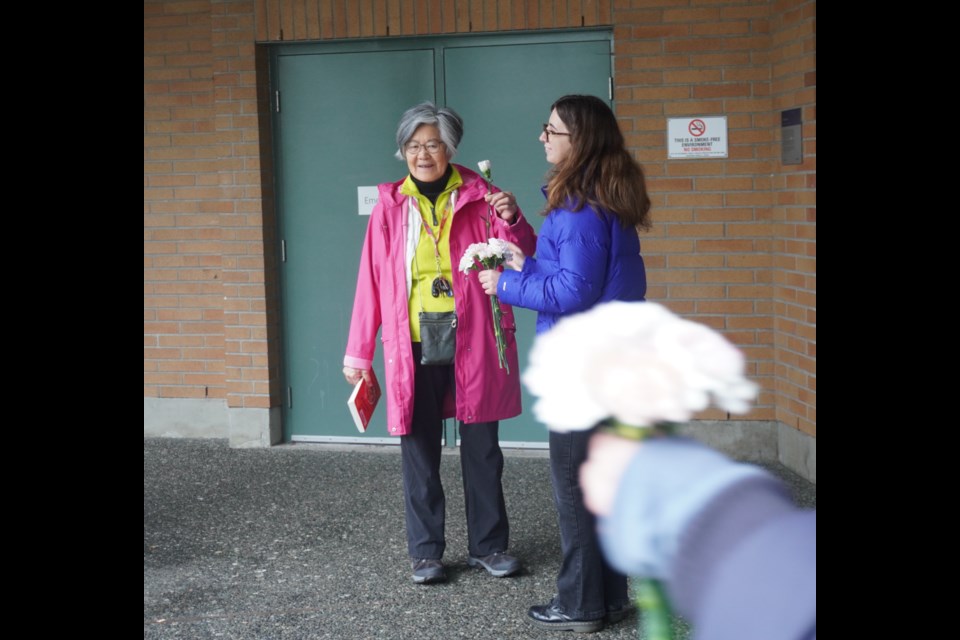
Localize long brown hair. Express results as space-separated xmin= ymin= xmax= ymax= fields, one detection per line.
xmin=543 ymin=95 xmax=652 ymax=231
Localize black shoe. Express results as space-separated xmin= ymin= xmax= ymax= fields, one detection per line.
xmin=526 ymin=601 xmax=604 ymax=633
xmin=605 ymin=602 xmax=635 ymax=624
xmin=411 ymin=558 xmax=446 ymax=584
xmin=467 ymin=551 xmax=521 ymax=577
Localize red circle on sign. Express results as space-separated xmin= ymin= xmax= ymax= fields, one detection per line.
xmin=689 ymin=119 xmax=706 ymax=137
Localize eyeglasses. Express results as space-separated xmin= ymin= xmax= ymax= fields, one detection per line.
xmin=542 ymin=123 xmax=571 ymax=142
xmin=404 ymin=140 xmax=445 ymax=156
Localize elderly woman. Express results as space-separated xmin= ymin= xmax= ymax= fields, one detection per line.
xmin=343 ymin=101 xmax=537 ymax=585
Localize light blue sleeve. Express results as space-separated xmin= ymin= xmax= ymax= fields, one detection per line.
xmin=598 ymin=438 xmax=788 ymax=580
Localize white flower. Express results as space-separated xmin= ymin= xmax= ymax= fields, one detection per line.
xmin=522 ymin=301 xmax=759 ymax=432
xmin=459 ymin=232 xmax=512 ymax=373
xmin=458 ymin=242 xmax=486 ymax=273
xmin=459 ymin=239 xmax=509 ymax=273
xmin=459 ymin=252 xmax=478 ymax=274
xmin=586 ymin=346 xmax=693 ymax=427
xmin=487 ymin=237 xmax=509 ymax=258
xmin=478 ymin=160 xmax=492 ymax=180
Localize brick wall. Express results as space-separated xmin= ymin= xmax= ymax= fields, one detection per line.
xmin=609 ymin=1 xmax=780 ymax=426
xmin=144 ymin=0 xmax=816 ymax=446
xmin=144 ymin=2 xmax=225 ymax=401
xmin=770 ymin=0 xmax=815 ymax=437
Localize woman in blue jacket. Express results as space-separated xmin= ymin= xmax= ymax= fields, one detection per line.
xmin=479 ymin=94 xmax=653 ymax=633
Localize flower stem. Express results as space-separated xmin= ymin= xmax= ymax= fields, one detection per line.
xmin=490 ymin=297 xmax=509 ymax=374
xmin=604 ymin=423 xmax=675 ymax=640
xmin=483 ymin=179 xmax=492 ymax=233
xmin=602 ymin=420 xmax=677 ymax=441
xmin=635 ymin=578 xmax=673 ymax=640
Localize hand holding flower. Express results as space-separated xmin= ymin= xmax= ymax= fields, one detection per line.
xmin=484 ymin=191 xmax=518 ymax=222
xmin=478 ymin=269 xmax=501 ymax=296
xmin=580 ymin=432 xmax=642 ymax=517
xmin=477 ymin=160 xmax=517 ymax=223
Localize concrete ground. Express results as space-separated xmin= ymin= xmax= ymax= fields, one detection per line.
xmin=144 ymin=437 xmax=816 ymax=639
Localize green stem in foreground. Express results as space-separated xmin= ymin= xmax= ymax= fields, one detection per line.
xmin=604 ymin=421 xmax=676 ymax=640
xmin=602 ymin=420 xmax=677 ymax=441
xmin=635 ymin=578 xmax=674 ymax=640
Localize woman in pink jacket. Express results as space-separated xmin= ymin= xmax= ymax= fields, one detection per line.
xmin=343 ymin=102 xmax=537 ymax=585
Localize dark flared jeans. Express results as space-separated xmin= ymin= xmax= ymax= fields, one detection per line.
xmin=549 ymin=429 xmax=630 ymax=620
xmin=400 ymin=343 xmax=510 ymax=560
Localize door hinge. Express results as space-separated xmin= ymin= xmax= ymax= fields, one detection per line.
xmin=608 ymin=77 xmax=613 ymax=101
xmin=287 ymin=387 xmax=293 ymax=408
xmin=281 ymin=239 xmax=287 ymax=262
xmin=275 ymin=90 xmax=281 ymax=113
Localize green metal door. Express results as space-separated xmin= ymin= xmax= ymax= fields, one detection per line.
xmin=274 ymin=47 xmax=435 ymax=443
xmin=272 ymin=32 xmax=612 ymax=445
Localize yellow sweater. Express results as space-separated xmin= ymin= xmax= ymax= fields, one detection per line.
xmin=401 ymin=168 xmax=463 ymax=341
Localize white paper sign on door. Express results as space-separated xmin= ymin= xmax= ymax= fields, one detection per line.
xmin=357 ymin=186 xmax=379 ymax=216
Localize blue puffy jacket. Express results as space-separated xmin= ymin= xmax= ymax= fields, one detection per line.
xmin=497 ymin=199 xmax=647 ymax=334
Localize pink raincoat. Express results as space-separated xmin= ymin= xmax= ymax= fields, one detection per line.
xmin=344 ymin=164 xmax=538 ymax=436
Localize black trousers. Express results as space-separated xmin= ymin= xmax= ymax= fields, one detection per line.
xmin=549 ymin=429 xmax=630 ymax=620
xmin=401 ymin=343 xmax=510 ymax=559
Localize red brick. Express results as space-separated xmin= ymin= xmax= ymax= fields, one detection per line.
xmin=664 ymin=69 xmax=723 ymax=84
xmin=696 ymin=270 xmax=756 ymax=283
xmin=667 ymin=254 xmax=725 ymax=268
xmin=691 ymin=20 xmax=751 ymax=36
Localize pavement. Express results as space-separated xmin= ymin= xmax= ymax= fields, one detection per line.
xmin=144 ymin=437 xmax=816 ymax=639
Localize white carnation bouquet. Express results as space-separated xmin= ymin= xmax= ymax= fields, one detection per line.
xmin=523 ymin=300 xmax=757 ymax=433
xmin=460 ymin=237 xmax=512 ymax=373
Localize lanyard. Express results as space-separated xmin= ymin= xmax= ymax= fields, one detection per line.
xmin=410 ymin=196 xmax=455 ymax=300
xmin=417 ymin=198 xmax=452 ymax=262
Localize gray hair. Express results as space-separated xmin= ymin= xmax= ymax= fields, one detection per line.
xmin=394 ymin=101 xmax=464 ymax=160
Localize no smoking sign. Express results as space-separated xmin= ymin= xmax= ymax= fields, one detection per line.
xmin=668 ymin=117 xmax=728 ymax=158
